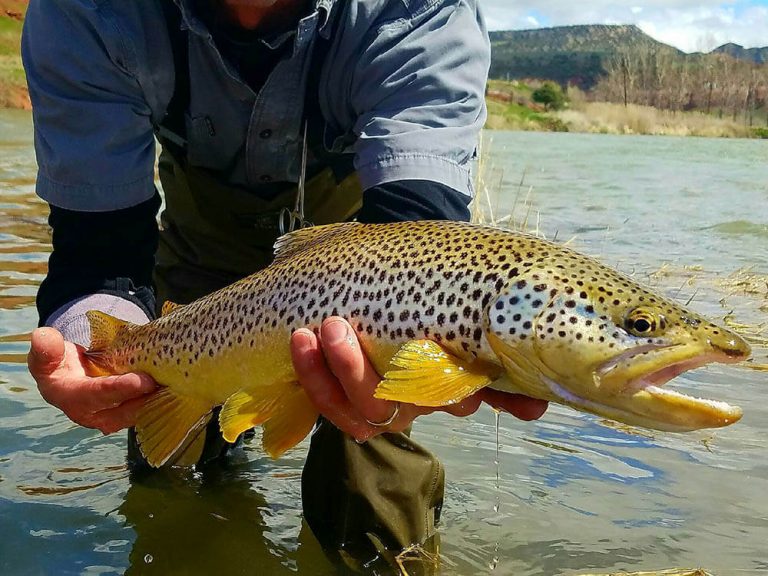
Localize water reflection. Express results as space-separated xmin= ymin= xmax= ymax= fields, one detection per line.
xmin=120 ymin=465 xmax=335 ymax=576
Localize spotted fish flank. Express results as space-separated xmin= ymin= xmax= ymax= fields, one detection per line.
xmin=84 ymin=221 xmax=751 ymax=467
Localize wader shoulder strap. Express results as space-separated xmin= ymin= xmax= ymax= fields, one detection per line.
xmin=305 ymin=4 xmax=355 ymax=184
xmin=156 ymin=0 xmax=190 ymax=153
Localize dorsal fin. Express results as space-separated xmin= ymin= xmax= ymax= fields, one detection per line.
xmin=272 ymin=222 xmax=359 ymax=263
xmin=161 ymin=300 xmax=183 ymax=316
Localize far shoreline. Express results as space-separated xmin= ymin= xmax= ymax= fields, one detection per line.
xmin=485 ymin=81 xmax=768 ymax=140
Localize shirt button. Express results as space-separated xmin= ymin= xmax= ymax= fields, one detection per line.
xmin=259 ymin=129 xmax=272 ymax=139
xmin=260 ymin=175 xmax=273 ymax=183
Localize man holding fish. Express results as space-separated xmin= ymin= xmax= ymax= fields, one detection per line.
xmin=22 ymin=0 xmax=547 ymax=566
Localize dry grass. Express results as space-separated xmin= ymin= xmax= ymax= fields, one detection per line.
xmin=717 ymin=267 xmax=768 ymax=304
xmin=576 ymin=570 xmax=714 ymax=576
xmin=556 ymin=102 xmax=752 ymax=138
xmin=717 ymin=268 xmax=768 ymax=370
xmin=471 ymin=135 xmax=543 ymax=236
xmin=393 ymin=543 xmax=441 ymax=576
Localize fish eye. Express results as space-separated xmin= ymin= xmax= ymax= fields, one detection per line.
xmin=624 ymin=308 xmax=660 ymax=336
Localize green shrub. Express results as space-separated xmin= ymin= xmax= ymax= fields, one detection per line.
xmin=532 ymin=82 xmax=567 ymax=111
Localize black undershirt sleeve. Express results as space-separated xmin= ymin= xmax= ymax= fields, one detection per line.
xmin=356 ymin=180 xmax=471 ymax=224
xmin=36 ymin=192 xmax=161 ymax=325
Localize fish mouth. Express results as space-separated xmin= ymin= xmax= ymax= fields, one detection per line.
xmin=544 ymin=344 xmax=746 ymax=432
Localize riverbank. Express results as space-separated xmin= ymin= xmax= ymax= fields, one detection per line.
xmin=487 ymin=98 xmax=761 ymax=138
xmin=486 ymin=80 xmax=766 ymax=139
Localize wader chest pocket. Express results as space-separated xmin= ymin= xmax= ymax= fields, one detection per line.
xmin=186 ymin=113 xmax=240 ymax=171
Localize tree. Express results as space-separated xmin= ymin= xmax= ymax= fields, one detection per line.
xmin=532 ymin=82 xmax=567 ymax=110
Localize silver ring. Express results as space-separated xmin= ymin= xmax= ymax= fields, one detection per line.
xmin=365 ymin=402 xmax=401 ymax=428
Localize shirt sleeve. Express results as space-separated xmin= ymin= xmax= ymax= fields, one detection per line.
xmin=346 ymin=0 xmax=490 ymax=197
xmin=22 ymin=0 xmax=157 ymax=211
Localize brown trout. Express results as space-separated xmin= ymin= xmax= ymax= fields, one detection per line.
xmin=84 ymin=221 xmax=751 ymax=467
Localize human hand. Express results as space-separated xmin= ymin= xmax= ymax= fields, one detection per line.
xmin=27 ymin=327 xmax=158 ymax=434
xmin=290 ymin=317 xmax=548 ymax=442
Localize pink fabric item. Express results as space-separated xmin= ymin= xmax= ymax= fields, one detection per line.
xmin=46 ymin=294 xmax=150 ymax=348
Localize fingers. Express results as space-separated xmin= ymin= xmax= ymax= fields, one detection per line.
xmin=319 ymin=319 xmax=398 ymax=425
xmin=41 ymin=371 xmax=157 ymax=434
xmin=479 ymin=388 xmax=549 ymax=421
xmin=442 ymin=395 xmax=483 ymax=417
xmin=46 ymin=372 xmax=156 ymax=434
xmin=27 ymin=327 xmax=66 ymax=378
xmin=292 ymin=318 xmax=425 ymax=441
xmin=89 ymin=395 xmax=151 ymax=435
xmin=77 ymin=372 xmax=158 ymax=414
xmin=291 ymin=327 xmax=373 ymax=440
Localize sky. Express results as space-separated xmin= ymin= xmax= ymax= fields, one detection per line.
xmin=480 ymin=0 xmax=768 ymax=53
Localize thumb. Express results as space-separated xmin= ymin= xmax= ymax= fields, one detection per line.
xmin=27 ymin=327 xmax=66 ymax=377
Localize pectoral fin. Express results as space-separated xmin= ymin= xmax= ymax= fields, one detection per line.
xmin=375 ymin=340 xmax=500 ymax=407
xmin=219 ymin=389 xmax=282 ymax=443
xmin=135 ymin=387 xmax=213 ymax=468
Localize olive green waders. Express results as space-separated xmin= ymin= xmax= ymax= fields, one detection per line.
xmin=128 ymin=149 xmax=445 ymax=569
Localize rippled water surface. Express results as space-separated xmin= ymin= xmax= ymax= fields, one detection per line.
xmin=1 ymin=110 xmax=766 ymax=575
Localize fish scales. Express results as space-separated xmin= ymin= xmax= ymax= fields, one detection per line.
xmin=104 ymin=222 xmax=532 ymax=385
xmin=84 ymin=221 xmax=751 ymax=467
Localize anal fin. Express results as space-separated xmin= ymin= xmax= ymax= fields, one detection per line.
xmin=135 ymin=388 xmax=213 ymax=468
xmin=375 ymin=340 xmax=500 ymax=407
xmin=167 ymin=413 xmax=212 ymax=467
xmin=262 ymin=385 xmax=317 ymax=459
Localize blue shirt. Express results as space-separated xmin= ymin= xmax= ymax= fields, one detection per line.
xmin=22 ymin=0 xmax=490 ymax=212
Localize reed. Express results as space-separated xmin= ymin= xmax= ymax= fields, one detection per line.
xmin=555 ymin=102 xmax=753 ymax=138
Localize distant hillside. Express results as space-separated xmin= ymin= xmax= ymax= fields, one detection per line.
xmin=711 ymin=43 xmax=768 ymax=64
xmin=489 ymin=24 xmax=682 ymax=89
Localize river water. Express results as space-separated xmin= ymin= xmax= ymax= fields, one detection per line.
xmin=0 ymin=109 xmax=766 ymax=575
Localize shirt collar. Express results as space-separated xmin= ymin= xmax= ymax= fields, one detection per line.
xmin=173 ymin=0 xmax=338 ymax=39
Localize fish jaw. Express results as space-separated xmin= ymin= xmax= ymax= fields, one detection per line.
xmin=489 ymin=333 xmax=749 ymax=432
xmin=550 ymin=343 xmax=747 ymax=431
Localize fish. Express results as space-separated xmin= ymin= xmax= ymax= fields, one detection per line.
xmin=83 ymin=221 xmax=751 ymax=467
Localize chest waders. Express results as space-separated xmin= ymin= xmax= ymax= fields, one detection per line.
xmin=141 ymin=149 xmax=444 ymax=570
